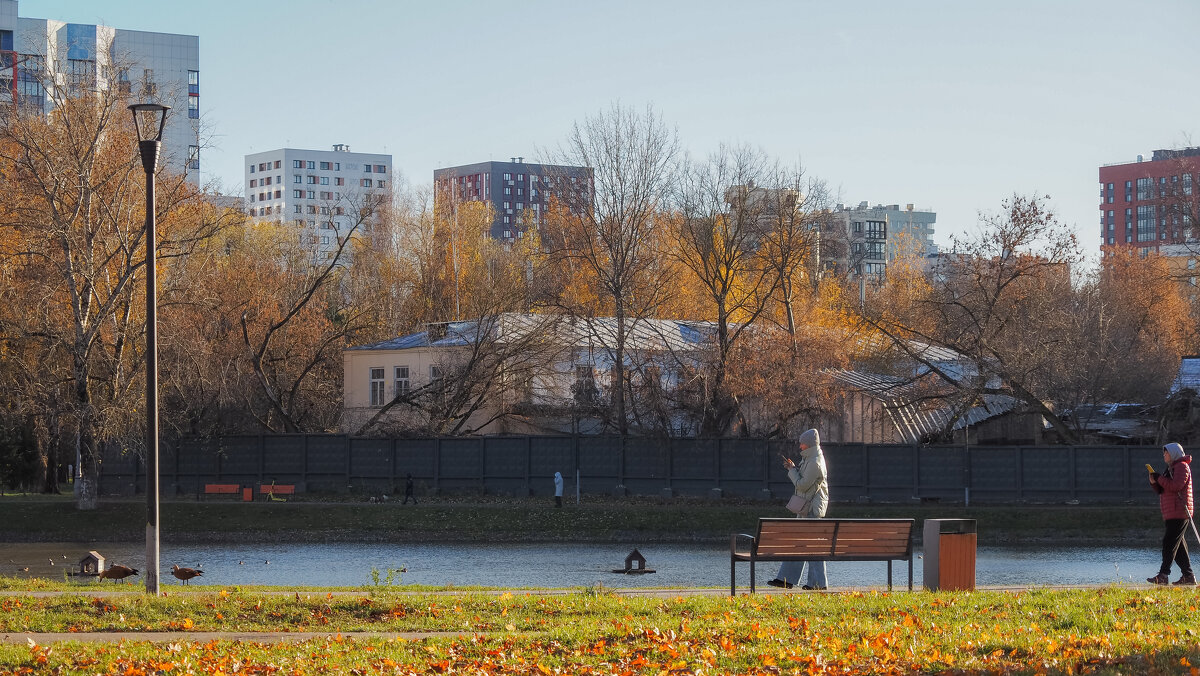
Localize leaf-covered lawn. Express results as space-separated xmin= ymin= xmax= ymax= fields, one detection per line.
xmin=4 ymin=586 xmax=1200 ymax=673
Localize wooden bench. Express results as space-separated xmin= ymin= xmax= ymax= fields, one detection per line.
xmin=259 ymin=484 xmax=295 ymax=500
xmin=203 ymin=484 xmax=240 ymax=498
xmin=730 ymin=518 xmax=915 ymax=595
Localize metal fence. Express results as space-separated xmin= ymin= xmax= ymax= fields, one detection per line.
xmin=97 ymin=435 xmax=1171 ymax=505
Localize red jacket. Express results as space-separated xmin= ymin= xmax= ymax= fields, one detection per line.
xmin=1154 ymin=456 xmax=1194 ymax=521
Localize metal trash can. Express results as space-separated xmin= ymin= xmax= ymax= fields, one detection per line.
xmin=923 ymin=519 xmax=976 ymax=591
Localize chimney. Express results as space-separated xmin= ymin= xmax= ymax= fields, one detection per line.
xmin=1137 ymin=154 xmax=1144 ymax=162
xmin=517 ymin=156 xmax=524 ymax=163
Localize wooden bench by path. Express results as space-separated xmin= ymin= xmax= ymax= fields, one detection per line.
xmin=730 ymin=518 xmax=915 ymax=595
xmin=202 ymin=484 xmax=240 ymax=499
xmin=259 ymin=484 xmax=295 ymax=500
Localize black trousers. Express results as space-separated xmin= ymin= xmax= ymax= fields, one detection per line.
xmin=1159 ymin=518 xmax=1193 ymax=576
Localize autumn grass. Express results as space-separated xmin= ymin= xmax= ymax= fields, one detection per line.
xmin=4 ymin=586 xmax=1200 ymax=674
xmin=0 ymin=494 xmax=1161 ymax=545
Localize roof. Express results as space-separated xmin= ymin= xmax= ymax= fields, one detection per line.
xmin=831 ymin=369 xmax=1022 ymax=443
xmin=347 ymin=313 xmax=716 ymax=353
xmin=1170 ymin=356 xmax=1200 ymax=395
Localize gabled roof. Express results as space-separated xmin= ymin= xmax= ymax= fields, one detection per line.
xmin=1170 ymin=356 xmax=1200 ymax=395
xmin=831 ymin=369 xmax=1022 ymax=443
xmin=347 ymin=313 xmax=716 ymax=353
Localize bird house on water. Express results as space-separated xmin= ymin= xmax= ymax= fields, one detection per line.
xmin=612 ymin=548 xmax=655 ymax=574
xmin=79 ymin=551 xmax=105 ymax=576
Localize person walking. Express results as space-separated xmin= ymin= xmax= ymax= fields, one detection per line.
xmin=402 ymin=474 xmax=417 ymax=505
xmin=554 ymin=471 xmax=564 ymax=508
xmin=1148 ymin=442 xmax=1195 ymax=585
xmin=769 ymin=428 xmax=830 ymax=590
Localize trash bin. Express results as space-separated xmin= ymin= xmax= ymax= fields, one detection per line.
xmin=242 ymin=487 xmax=253 ymax=502
xmin=923 ymin=519 xmax=976 ymax=591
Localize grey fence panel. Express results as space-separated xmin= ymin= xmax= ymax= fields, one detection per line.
xmin=529 ymin=437 xmax=575 ymax=495
xmin=577 ymin=437 xmax=621 ymax=477
xmin=262 ymin=436 xmax=305 ymax=476
xmin=970 ymin=447 xmax=1020 ymax=500
xmin=672 ymin=439 xmax=717 ymax=480
xmin=305 ymin=435 xmax=348 ymax=475
xmin=438 ymin=438 xmax=483 ymax=492
xmin=220 ymin=437 xmax=260 ymax=476
xmin=178 ymin=438 xmax=219 ymax=477
xmin=349 ymin=438 xmax=393 ymax=493
xmin=1021 ymin=447 xmax=1072 ymax=502
xmin=484 ymin=437 xmax=528 ymax=477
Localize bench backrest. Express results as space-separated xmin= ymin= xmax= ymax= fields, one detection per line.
xmin=204 ymin=484 xmax=239 ymax=493
xmin=756 ymin=518 xmax=914 ymax=559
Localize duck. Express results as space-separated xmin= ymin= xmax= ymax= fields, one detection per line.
xmin=171 ymin=564 xmax=204 ymax=585
xmin=98 ymin=564 xmax=140 ymax=582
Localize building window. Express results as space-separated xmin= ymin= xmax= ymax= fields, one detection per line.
xmin=294 ymin=204 xmax=302 ymax=213
xmin=361 ymin=178 xmax=372 ymax=187
xmin=186 ymin=145 xmax=199 ymax=171
xmin=377 ymin=180 xmax=385 ymax=188
xmin=188 ymin=94 xmax=199 ymax=119
xmin=375 ymin=165 xmax=386 ymax=173
xmin=320 ymin=176 xmax=329 ymax=185
xmin=394 ymin=366 xmax=410 ymax=396
xmin=274 ymin=160 xmax=281 ymax=169
xmin=294 ymin=174 xmax=302 ymax=183
xmin=865 ymin=221 xmax=886 ymax=239
xmin=320 ymin=161 xmax=332 ymax=170
xmin=293 ymin=190 xmax=302 ymax=198
xmin=430 ymin=365 xmax=443 ymax=382
xmin=307 ymin=190 xmax=315 ymax=199
xmin=364 ymin=165 xmax=373 ymax=173
xmin=1137 ymin=205 xmax=1155 ymax=242
xmin=1137 ymin=177 xmax=1152 ymax=200
xmin=188 ymin=70 xmax=199 ymax=95
xmin=307 ymin=176 xmax=317 ymax=184
xmin=293 ymin=160 xmax=303 ymax=168
xmin=369 ymin=368 xmax=386 ymax=406
xmin=335 ymin=177 xmax=344 ymax=186
xmin=1185 ymin=174 xmax=1194 ymax=196
xmin=306 ymin=161 xmax=315 ymax=169
xmin=573 ymin=365 xmax=598 ymax=404
xmin=250 ymin=179 xmax=257 ymax=188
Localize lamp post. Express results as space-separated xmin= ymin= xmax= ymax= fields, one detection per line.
xmin=130 ymin=102 xmax=169 ymax=595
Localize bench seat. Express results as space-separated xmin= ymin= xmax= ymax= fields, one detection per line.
xmin=730 ymin=518 xmax=915 ymax=595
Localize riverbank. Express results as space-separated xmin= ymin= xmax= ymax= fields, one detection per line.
xmin=0 ymin=494 xmax=1161 ymax=545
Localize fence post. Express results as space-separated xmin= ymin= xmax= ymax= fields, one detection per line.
xmin=525 ymin=436 xmax=532 ymax=495
xmin=1069 ymin=445 xmax=1077 ymax=500
xmin=1016 ymin=446 xmax=1024 ymax=501
xmin=912 ymin=444 xmax=920 ymax=499
xmin=301 ymin=434 xmax=309 ymax=490
xmin=434 ymin=437 xmax=441 ymax=494
xmin=258 ymin=434 xmax=265 ymax=487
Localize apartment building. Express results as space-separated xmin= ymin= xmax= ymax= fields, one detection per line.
xmin=433 ymin=158 xmax=593 ymax=240
xmin=244 ymin=145 xmax=392 ymax=258
xmin=823 ymin=202 xmax=938 ymax=280
xmin=1098 ymin=148 xmax=1200 ymax=255
xmin=0 ymin=0 xmax=201 ymax=183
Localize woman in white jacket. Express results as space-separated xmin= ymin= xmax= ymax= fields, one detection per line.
xmin=768 ymin=428 xmax=829 ymax=590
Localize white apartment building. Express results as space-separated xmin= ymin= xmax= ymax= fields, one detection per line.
xmin=0 ymin=0 xmax=201 ymax=183
xmin=825 ymin=202 xmax=938 ymax=280
xmin=244 ymin=145 xmax=392 ymax=258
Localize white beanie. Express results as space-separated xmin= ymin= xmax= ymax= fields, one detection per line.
xmin=1165 ymin=442 xmax=1185 ymax=462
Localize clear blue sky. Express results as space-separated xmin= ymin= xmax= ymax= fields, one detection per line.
xmin=28 ymin=0 xmax=1200 ymax=256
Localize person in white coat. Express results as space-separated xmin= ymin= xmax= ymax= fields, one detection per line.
xmin=768 ymin=428 xmax=830 ymax=590
xmin=554 ymin=471 xmax=564 ymax=508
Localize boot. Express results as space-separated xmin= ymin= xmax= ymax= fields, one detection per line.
xmin=1147 ymin=573 xmax=1170 ymax=585
xmin=1172 ymin=573 xmax=1197 ymax=586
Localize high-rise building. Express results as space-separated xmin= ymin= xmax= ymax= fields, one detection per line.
xmin=0 ymin=0 xmax=201 ymax=183
xmin=1098 ymin=148 xmax=1200 ymax=255
xmin=244 ymin=145 xmax=392 ymax=258
xmin=433 ymin=158 xmax=593 ymax=241
xmin=823 ymin=202 xmax=938 ymax=280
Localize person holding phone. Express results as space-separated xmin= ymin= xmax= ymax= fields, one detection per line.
xmin=768 ymin=428 xmax=830 ymax=590
xmin=1147 ymin=442 xmax=1195 ymax=585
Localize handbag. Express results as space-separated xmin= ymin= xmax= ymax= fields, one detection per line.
xmin=786 ymin=494 xmax=808 ymax=515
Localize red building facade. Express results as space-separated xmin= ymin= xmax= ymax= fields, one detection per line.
xmin=1098 ymin=148 xmax=1200 ymax=255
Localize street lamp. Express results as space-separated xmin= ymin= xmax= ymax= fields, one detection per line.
xmin=130 ymin=102 xmax=169 ymax=595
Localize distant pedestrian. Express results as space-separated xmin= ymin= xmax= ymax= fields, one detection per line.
xmin=403 ymin=474 xmax=417 ymax=505
xmin=769 ymin=428 xmax=829 ymax=591
xmin=1147 ymin=443 xmax=1195 ymax=585
xmin=554 ymin=471 xmax=564 ymax=508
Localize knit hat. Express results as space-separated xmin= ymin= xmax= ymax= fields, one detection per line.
xmin=798 ymin=428 xmax=820 ymax=449
xmin=1165 ymin=442 xmax=1185 ymax=462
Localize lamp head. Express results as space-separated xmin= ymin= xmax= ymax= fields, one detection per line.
xmin=128 ymin=103 xmax=170 ymax=143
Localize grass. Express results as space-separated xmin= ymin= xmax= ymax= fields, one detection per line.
xmin=4 ymin=585 xmax=1200 ymax=673
xmin=0 ymin=494 xmax=1162 ymax=545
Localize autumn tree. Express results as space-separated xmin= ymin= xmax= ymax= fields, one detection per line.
xmin=0 ymin=71 xmax=226 ymax=507
xmin=856 ymin=195 xmax=1086 ymax=442
xmin=541 ymin=104 xmax=680 ymax=434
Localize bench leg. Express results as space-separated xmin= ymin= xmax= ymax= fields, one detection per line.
xmin=730 ymin=559 xmax=736 ymax=596
xmin=908 ymin=558 xmax=913 ymax=592
xmin=750 ymin=561 xmax=756 ymax=594
xmin=887 ymin=561 xmax=893 ymax=591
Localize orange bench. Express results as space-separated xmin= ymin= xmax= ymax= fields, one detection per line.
xmin=259 ymin=484 xmax=295 ymax=500
xmin=203 ymin=484 xmax=240 ymax=498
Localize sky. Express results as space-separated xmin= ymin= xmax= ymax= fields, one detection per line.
xmin=26 ymin=0 xmax=1200 ymax=257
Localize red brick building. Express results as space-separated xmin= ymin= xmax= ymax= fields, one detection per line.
xmin=1098 ymin=148 xmax=1200 ymax=255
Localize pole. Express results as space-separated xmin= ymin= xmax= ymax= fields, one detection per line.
xmin=140 ymin=138 xmax=161 ymax=595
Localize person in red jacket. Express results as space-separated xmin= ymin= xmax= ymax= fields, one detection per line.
xmin=1147 ymin=442 xmax=1195 ymax=585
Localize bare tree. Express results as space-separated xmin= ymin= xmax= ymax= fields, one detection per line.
xmin=856 ymin=195 xmax=1086 ymax=442
xmin=542 ymin=104 xmax=680 ymax=434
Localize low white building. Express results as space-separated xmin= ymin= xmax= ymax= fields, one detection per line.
xmin=343 ymin=313 xmax=714 ymax=436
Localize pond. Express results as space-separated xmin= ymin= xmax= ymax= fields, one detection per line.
xmin=4 ymin=541 xmax=1165 ymax=589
